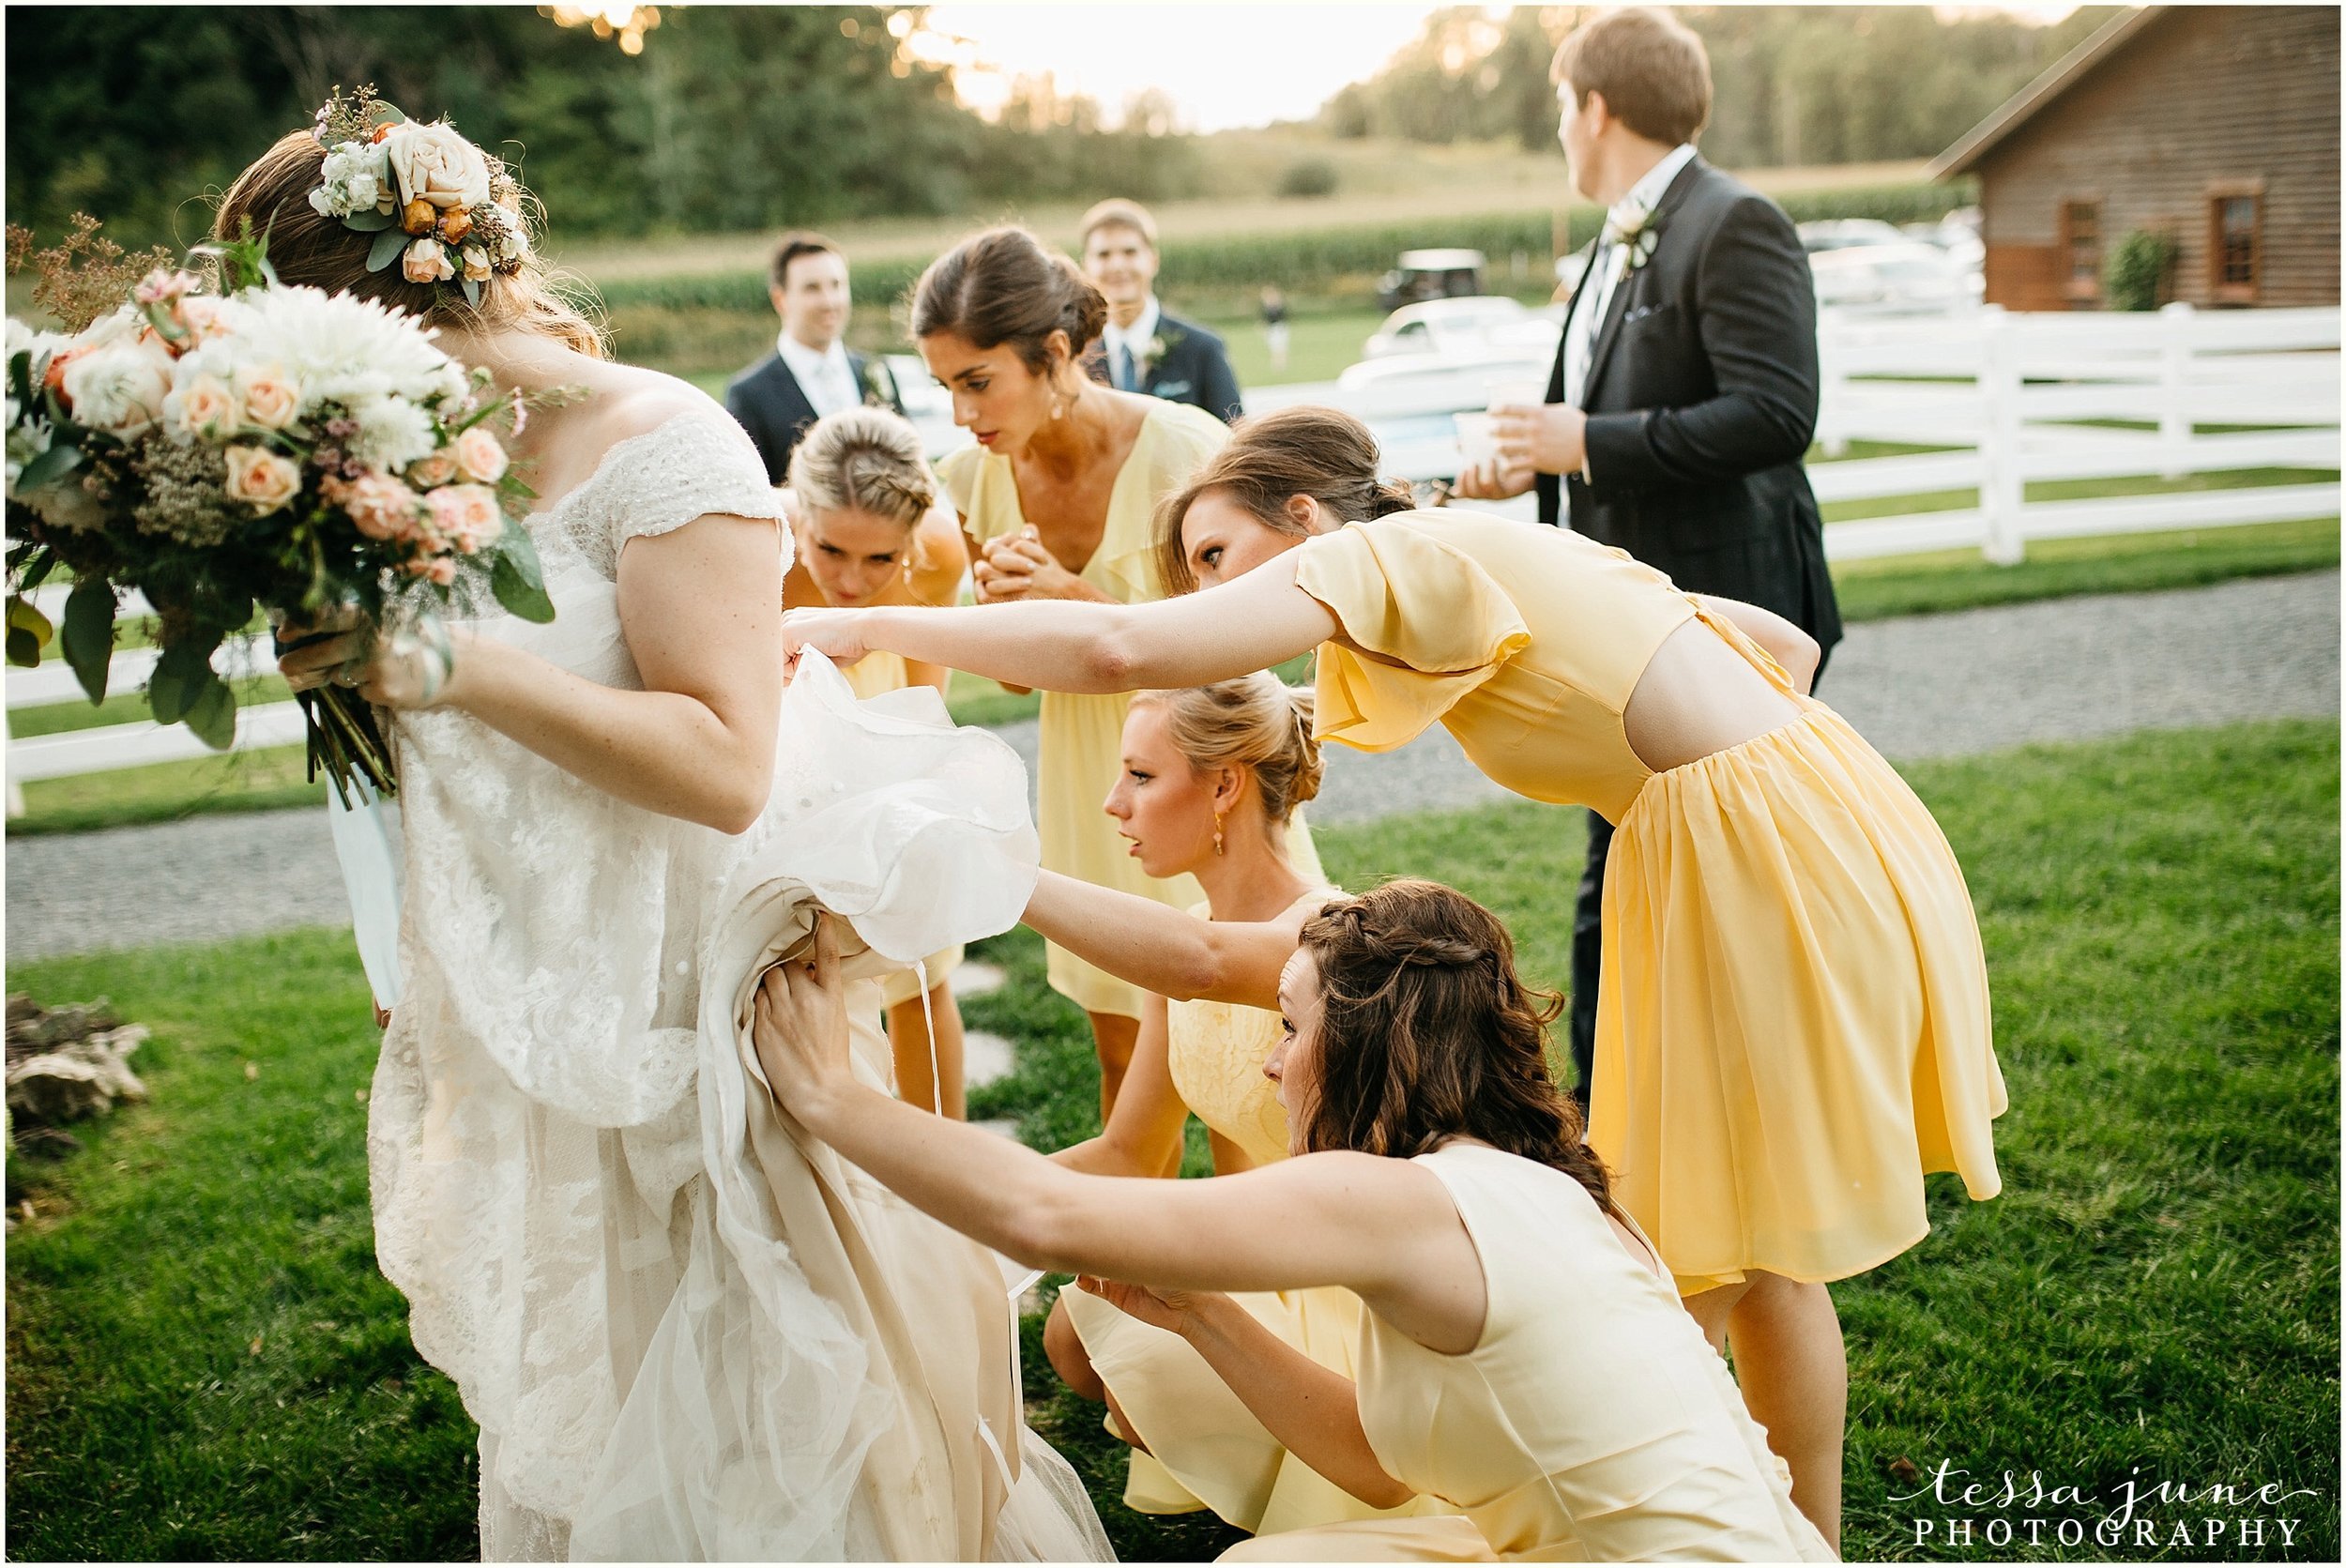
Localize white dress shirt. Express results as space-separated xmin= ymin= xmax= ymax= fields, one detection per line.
xmin=777 ymin=329 xmax=860 ymax=420
xmin=1101 ymin=296 xmax=1163 ymax=391
xmin=1561 ymin=142 xmax=1698 ymax=410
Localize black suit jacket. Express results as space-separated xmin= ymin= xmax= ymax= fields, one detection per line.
xmin=1083 ymin=310 xmax=1245 ymax=424
xmin=724 ymin=346 xmax=905 ymax=485
xmin=1537 ymin=157 xmax=1841 ymax=651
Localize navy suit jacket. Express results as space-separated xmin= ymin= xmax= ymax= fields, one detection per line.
xmin=1536 ymin=157 xmax=1841 ymax=652
xmin=1083 ymin=310 xmax=1244 ymax=425
xmin=724 ymin=347 xmax=904 ymax=485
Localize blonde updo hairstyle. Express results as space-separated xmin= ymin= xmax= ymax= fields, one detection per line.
xmin=1156 ymin=406 xmax=1415 ymax=594
xmin=1130 ymin=673 xmax=1324 ymax=830
xmin=787 ymin=407 xmax=938 ymax=531
xmin=213 ymin=129 xmax=605 ymax=356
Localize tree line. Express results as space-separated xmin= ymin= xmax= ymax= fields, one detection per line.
xmin=1320 ymin=6 xmax=2125 ymax=167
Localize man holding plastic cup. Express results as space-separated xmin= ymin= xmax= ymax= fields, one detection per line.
xmin=1453 ymin=7 xmax=1841 ymax=1114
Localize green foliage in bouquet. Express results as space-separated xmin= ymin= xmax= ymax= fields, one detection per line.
xmin=4 ymin=219 xmax=558 ymax=800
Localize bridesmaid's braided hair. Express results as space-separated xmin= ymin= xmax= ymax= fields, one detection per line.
xmin=787 ymin=408 xmax=937 ymax=530
xmin=1292 ymin=879 xmax=1622 ymax=1219
xmin=1155 ymin=406 xmax=1415 ymax=594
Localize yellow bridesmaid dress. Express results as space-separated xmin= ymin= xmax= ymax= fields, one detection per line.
xmin=1291 ymin=510 xmax=2006 ymax=1296
xmin=1222 ymin=1143 xmax=1838 ymax=1562
xmin=838 ymin=647 xmax=963 ymax=1013
xmin=1061 ymin=897 xmax=1452 ymax=1540
xmin=940 ymin=403 xmax=1321 ymax=1018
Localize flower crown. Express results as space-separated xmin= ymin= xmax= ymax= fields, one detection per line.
xmin=307 ymin=85 xmax=530 ymax=307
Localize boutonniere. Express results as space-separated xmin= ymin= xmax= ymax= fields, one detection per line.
xmin=1605 ymin=202 xmax=1664 ymax=274
xmin=861 ymin=356 xmax=897 ymax=407
xmin=1145 ymin=332 xmax=1173 ymax=364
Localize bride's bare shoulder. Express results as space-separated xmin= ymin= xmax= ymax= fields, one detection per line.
xmin=570 ymin=363 xmax=726 ymax=448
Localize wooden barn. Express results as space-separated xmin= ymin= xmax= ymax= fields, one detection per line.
xmin=1930 ymin=5 xmax=2340 ymax=310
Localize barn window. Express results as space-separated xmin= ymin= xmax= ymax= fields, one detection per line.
xmin=2061 ymin=200 xmax=2102 ymax=305
xmin=2208 ymin=187 xmax=2263 ymax=301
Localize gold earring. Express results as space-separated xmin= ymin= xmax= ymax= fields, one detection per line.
xmin=1213 ymin=811 xmax=1226 ymax=856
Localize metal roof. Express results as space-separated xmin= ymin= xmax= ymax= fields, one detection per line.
xmin=1927 ymin=7 xmax=2169 ymax=180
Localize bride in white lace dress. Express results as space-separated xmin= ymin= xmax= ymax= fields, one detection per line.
xmin=230 ymin=122 xmax=1109 ymax=1561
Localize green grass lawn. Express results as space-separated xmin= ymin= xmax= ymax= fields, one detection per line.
xmin=8 ymin=719 xmax=2336 ymax=1561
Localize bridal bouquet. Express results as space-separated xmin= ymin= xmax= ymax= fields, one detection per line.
xmin=4 ymin=228 xmax=554 ymax=800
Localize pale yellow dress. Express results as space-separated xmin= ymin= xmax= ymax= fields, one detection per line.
xmin=1222 ymin=1143 xmax=1838 ymax=1561
xmin=940 ymin=403 xmax=1322 ymax=1017
xmin=839 ymin=647 xmax=963 ymax=1012
xmin=1062 ymin=891 xmax=1452 ymax=1538
xmin=1292 ymin=510 xmax=2006 ymax=1295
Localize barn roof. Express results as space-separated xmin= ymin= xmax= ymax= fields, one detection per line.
xmin=1927 ymin=7 xmax=2168 ymax=179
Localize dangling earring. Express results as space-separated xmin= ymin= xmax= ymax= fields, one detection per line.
xmin=1213 ymin=811 xmax=1226 ymax=856
xmin=1049 ymin=393 xmax=1064 ymax=420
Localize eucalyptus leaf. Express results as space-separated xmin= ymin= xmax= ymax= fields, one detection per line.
xmin=343 ymin=208 xmax=395 ymax=233
xmin=59 ymin=576 xmax=114 ymax=705
xmin=146 ymin=638 xmax=217 ymax=724
xmin=16 ymin=442 xmax=82 ymax=493
xmin=6 ymin=626 xmax=38 ymax=667
xmin=183 ymin=673 xmax=237 ymax=750
xmin=491 ymin=550 xmax=556 ymax=623
xmin=367 ymin=227 xmax=409 ymax=274
xmin=462 ymin=276 xmax=482 ymax=310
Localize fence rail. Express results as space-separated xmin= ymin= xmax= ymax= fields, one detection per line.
xmin=8 ymin=304 xmax=2338 ymax=793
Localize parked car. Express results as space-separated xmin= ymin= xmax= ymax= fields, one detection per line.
xmin=1808 ymin=242 xmax=1981 ymax=314
xmin=1375 ymin=248 xmax=1486 ymax=312
xmin=1362 ymin=296 xmax=1560 ymax=360
xmin=1797 ymin=219 xmax=1909 ymax=254
xmin=1899 ymin=211 xmax=1986 ymax=274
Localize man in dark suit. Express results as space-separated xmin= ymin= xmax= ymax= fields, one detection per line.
xmin=1457 ymin=7 xmax=1842 ymax=1116
xmin=724 ymin=231 xmax=904 ymax=484
xmin=1077 ymin=198 xmax=1245 ymax=424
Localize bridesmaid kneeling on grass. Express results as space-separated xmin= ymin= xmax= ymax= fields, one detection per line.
xmin=780 ymin=404 xmax=2009 ymax=1549
xmin=754 ymin=882 xmax=1836 ymax=1563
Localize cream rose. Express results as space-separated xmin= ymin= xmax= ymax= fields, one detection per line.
xmin=224 ymin=445 xmax=302 ymax=514
xmin=236 ymin=364 xmax=302 ymax=430
xmin=409 ymin=449 xmax=460 ymax=488
xmin=164 ymin=373 xmax=240 ymax=441
xmin=461 ymin=245 xmax=493 ymax=283
xmin=453 ymin=426 xmax=509 ymax=484
xmin=427 ymin=481 xmax=505 ymax=553
xmin=402 ymin=238 xmax=455 ymax=285
xmin=60 ymin=342 xmax=175 ymax=438
xmin=385 ymin=122 xmax=492 ymax=211
xmin=341 ymin=471 xmax=425 ymax=541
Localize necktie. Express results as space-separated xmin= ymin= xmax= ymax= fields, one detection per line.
xmin=1115 ymin=343 xmax=1137 ymax=393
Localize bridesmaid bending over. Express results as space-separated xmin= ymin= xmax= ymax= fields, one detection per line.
xmin=781 ymin=405 xmax=2009 ymax=1549
xmin=912 ymin=225 xmax=1320 ymax=1118
xmin=754 ymin=882 xmax=1836 ymax=1563
xmin=782 ymin=406 xmax=972 ymax=1116
xmin=1037 ymin=676 xmax=1450 ymax=1539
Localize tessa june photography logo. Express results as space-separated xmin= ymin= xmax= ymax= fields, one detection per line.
xmin=1893 ymin=1463 xmax=2322 ymax=1551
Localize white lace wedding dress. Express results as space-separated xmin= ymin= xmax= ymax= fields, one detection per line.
xmin=368 ymin=403 xmax=1111 ymax=1561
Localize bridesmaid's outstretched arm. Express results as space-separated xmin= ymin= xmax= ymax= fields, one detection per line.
xmin=1022 ymin=870 xmax=1313 ymax=1011
xmin=783 ymin=553 xmax=1335 ymax=695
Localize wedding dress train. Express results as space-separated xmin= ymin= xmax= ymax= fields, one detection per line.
xmin=366 ymin=405 xmax=1108 ymax=1560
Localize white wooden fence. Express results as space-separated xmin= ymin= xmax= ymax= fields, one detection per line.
xmin=7 ymin=304 xmax=2338 ymax=795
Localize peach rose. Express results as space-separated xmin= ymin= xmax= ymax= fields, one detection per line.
xmin=409 ymin=449 xmax=460 ymax=488
xmin=385 ymin=121 xmax=493 ymax=211
xmin=176 ymin=297 xmax=232 ymax=343
xmin=400 ymin=198 xmax=439 ymax=236
xmin=453 ymin=426 xmax=508 ymax=484
xmin=436 ymin=207 xmax=473 ymax=243
xmin=402 ymin=238 xmax=455 ymax=284
xmin=461 ymin=246 xmax=493 ymax=283
xmin=236 ymin=364 xmax=301 ymax=430
xmin=427 ymin=481 xmax=504 ymax=554
xmin=223 ymin=445 xmax=302 ymax=514
xmin=404 ymin=554 xmax=459 ymax=585
xmin=164 ymin=373 xmax=240 ymax=441
xmin=340 ymin=472 xmax=424 ymax=540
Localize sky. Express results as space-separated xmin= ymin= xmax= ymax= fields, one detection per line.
xmin=914 ymin=2 xmax=2084 ymax=134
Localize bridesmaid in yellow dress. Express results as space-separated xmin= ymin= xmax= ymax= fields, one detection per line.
xmin=1029 ymin=676 xmax=1449 ymax=1540
xmin=780 ymin=405 xmax=2008 ymax=1549
xmin=754 ymin=879 xmax=1836 ymax=1563
xmin=779 ymin=407 xmax=973 ymax=1117
xmin=912 ymin=225 xmax=1321 ymax=1117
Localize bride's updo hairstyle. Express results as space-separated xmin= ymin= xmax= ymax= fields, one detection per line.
xmin=214 ymin=130 xmax=606 ymax=357
xmin=910 ymin=226 xmax=1108 ymax=373
xmin=788 ymin=407 xmax=937 ymax=530
xmin=1293 ymin=879 xmax=1622 ymax=1218
xmin=1155 ymin=406 xmax=1415 ymax=593
xmin=1130 ymin=674 xmax=1323 ymax=829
